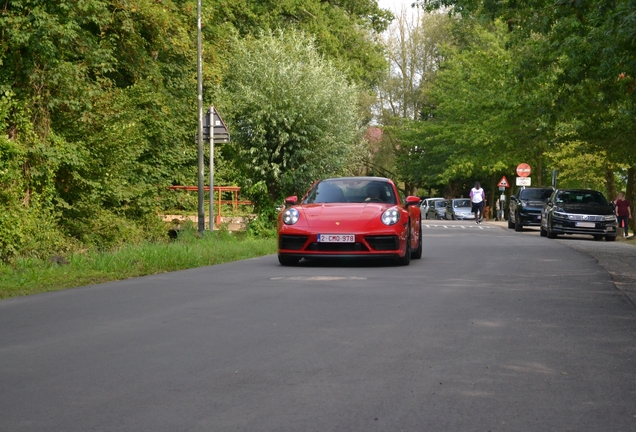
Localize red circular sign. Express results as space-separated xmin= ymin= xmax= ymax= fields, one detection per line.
xmin=516 ymin=163 xmax=531 ymax=177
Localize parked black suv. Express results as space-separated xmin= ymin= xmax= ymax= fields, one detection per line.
xmin=508 ymin=187 xmax=554 ymax=231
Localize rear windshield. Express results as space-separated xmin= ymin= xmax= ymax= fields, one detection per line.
xmin=303 ymin=179 xmax=398 ymax=204
xmin=555 ymin=190 xmax=608 ymax=205
xmin=454 ymin=199 xmax=470 ymax=208
xmin=519 ymin=188 xmax=553 ymax=201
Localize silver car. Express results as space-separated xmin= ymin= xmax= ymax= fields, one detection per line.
xmin=425 ymin=199 xmax=447 ymax=220
xmin=421 ymin=198 xmax=444 ymax=219
xmin=445 ymin=198 xmax=475 ymax=220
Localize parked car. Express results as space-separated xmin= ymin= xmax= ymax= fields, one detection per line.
xmin=424 ymin=198 xmax=446 ymax=220
xmin=508 ymin=187 xmax=554 ymax=231
xmin=278 ymin=177 xmax=422 ymax=266
xmin=445 ymin=198 xmax=475 ymax=220
xmin=540 ymin=189 xmax=617 ymax=241
xmin=421 ymin=198 xmax=445 ymax=219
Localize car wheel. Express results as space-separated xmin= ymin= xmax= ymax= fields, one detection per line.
xmin=594 ymin=234 xmax=604 ymax=241
xmin=507 ymin=215 xmax=514 ymax=229
xmin=278 ymin=254 xmax=300 ymax=266
xmin=397 ymin=224 xmax=412 ymax=266
xmin=606 ymin=235 xmax=617 ymax=242
xmin=540 ymin=225 xmax=547 ymax=237
xmin=452 ymin=214 xmax=456 ymax=220
xmin=411 ymin=218 xmax=422 ymax=260
xmin=514 ymin=213 xmax=523 ymax=231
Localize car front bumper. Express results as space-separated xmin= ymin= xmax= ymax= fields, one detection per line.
xmin=519 ymin=209 xmax=542 ymax=226
xmin=550 ymin=220 xmax=617 ymax=236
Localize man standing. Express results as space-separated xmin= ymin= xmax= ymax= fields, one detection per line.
xmin=470 ymin=181 xmax=487 ymax=224
xmin=615 ymin=192 xmax=632 ymax=237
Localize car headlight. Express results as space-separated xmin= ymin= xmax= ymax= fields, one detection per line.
xmin=603 ymin=214 xmax=616 ymax=222
xmin=283 ymin=208 xmax=300 ymax=225
xmin=382 ymin=208 xmax=400 ymax=226
xmin=520 ymin=200 xmax=528 ymax=207
xmin=553 ymin=211 xmax=569 ymax=220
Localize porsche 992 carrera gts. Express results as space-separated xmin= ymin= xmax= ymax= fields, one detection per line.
xmin=277 ymin=177 xmax=422 ymax=266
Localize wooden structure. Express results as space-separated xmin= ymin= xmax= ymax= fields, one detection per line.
xmin=168 ymin=186 xmax=251 ymax=225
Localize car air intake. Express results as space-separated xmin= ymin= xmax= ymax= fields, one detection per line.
xmin=366 ymin=235 xmax=399 ymax=251
xmin=306 ymin=242 xmax=368 ymax=252
xmin=279 ymin=235 xmax=308 ymax=250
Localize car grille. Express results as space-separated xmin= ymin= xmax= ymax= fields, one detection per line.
xmin=565 ymin=214 xmax=606 ymax=222
xmin=306 ymin=242 xmax=369 ymax=252
xmin=279 ymin=235 xmax=308 ymax=250
xmin=366 ymin=236 xmax=400 ymax=251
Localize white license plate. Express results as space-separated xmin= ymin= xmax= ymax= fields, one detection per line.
xmin=318 ymin=234 xmax=355 ymax=243
xmin=575 ymin=222 xmax=595 ymax=228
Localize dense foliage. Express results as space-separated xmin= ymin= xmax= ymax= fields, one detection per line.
xmin=374 ymin=1 xmax=635 ymax=218
xmin=0 ymin=0 xmax=390 ymax=261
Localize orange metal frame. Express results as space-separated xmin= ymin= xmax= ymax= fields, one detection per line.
xmin=168 ymin=186 xmax=252 ymax=225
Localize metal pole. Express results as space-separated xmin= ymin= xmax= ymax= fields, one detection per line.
xmin=196 ymin=0 xmax=205 ymax=233
xmin=209 ymin=107 xmax=215 ymax=231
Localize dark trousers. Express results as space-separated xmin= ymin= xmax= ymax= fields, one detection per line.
xmin=617 ymin=215 xmax=629 ymax=236
xmin=472 ymin=202 xmax=484 ymax=219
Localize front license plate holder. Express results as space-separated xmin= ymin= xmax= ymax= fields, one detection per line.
xmin=575 ymin=222 xmax=595 ymax=228
xmin=318 ymin=234 xmax=355 ymax=243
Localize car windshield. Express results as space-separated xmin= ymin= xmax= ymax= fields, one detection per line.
xmin=435 ymin=201 xmax=446 ymax=208
xmin=555 ymin=191 xmax=608 ymax=205
xmin=303 ymin=179 xmax=398 ymax=204
xmin=519 ymin=189 xmax=553 ymax=201
xmin=454 ymin=199 xmax=470 ymax=208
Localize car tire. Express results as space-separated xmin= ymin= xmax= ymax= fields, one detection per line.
xmin=514 ymin=213 xmax=523 ymax=231
xmin=278 ymin=254 xmax=300 ymax=266
xmin=507 ymin=216 xmax=514 ymax=229
xmin=606 ymin=235 xmax=617 ymax=242
xmin=412 ymin=218 xmax=423 ymax=259
xmin=547 ymin=221 xmax=557 ymax=239
xmin=594 ymin=234 xmax=604 ymax=241
xmin=540 ymin=225 xmax=547 ymax=237
xmin=397 ymin=225 xmax=412 ymax=266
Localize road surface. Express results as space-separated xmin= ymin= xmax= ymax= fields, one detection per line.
xmin=1 ymin=221 xmax=635 ymax=431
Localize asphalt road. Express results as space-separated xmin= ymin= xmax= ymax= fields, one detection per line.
xmin=1 ymin=222 xmax=635 ymax=431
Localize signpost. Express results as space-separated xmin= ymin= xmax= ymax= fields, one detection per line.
xmin=516 ymin=163 xmax=531 ymax=187
xmin=497 ymin=176 xmax=510 ymax=189
xmin=516 ymin=163 xmax=531 ymax=177
xmin=203 ymin=106 xmax=230 ymax=231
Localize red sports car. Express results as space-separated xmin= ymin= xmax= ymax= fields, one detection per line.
xmin=277 ymin=177 xmax=422 ymax=266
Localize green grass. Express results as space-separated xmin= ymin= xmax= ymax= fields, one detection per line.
xmin=0 ymin=230 xmax=277 ymax=300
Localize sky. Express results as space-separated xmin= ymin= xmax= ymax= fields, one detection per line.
xmin=377 ymin=0 xmax=417 ymax=12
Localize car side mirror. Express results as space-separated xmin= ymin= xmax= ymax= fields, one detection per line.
xmin=285 ymin=196 xmax=298 ymax=205
xmin=405 ymin=196 xmax=420 ymax=206
xmin=511 ymin=195 xmax=517 ymax=200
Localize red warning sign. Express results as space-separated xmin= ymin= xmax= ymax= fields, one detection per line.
xmin=498 ymin=176 xmax=510 ymax=188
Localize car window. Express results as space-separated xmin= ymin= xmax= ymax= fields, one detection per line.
xmin=303 ymin=179 xmax=398 ymax=204
xmin=520 ymin=189 xmax=553 ymax=200
xmin=435 ymin=201 xmax=446 ymax=208
xmin=454 ymin=199 xmax=470 ymax=208
xmin=555 ymin=191 xmax=608 ymax=205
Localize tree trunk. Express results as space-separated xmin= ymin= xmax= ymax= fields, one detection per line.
xmin=626 ymin=166 xmax=636 ymax=232
xmin=605 ymin=167 xmax=617 ymax=202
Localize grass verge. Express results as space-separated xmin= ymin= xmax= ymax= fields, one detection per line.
xmin=0 ymin=229 xmax=277 ymax=300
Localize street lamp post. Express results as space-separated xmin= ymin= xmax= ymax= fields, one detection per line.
xmin=196 ymin=0 xmax=205 ymax=233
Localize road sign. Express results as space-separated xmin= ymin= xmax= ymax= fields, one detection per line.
xmin=497 ymin=176 xmax=510 ymax=188
xmin=516 ymin=163 xmax=531 ymax=177
xmin=516 ymin=177 xmax=531 ymax=186
xmin=196 ymin=106 xmax=230 ymax=142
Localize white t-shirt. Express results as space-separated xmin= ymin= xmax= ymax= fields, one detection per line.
xmin=470 ymin=187 xmax=485 ymax=203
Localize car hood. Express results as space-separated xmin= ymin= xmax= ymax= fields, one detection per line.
xmin=454 ymin=207 xmax=472 ymax=213
xmin=555 ymin=203 xmax=614 ymax=215
xmin=300 ymin=203 xmax=390 ymax=228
